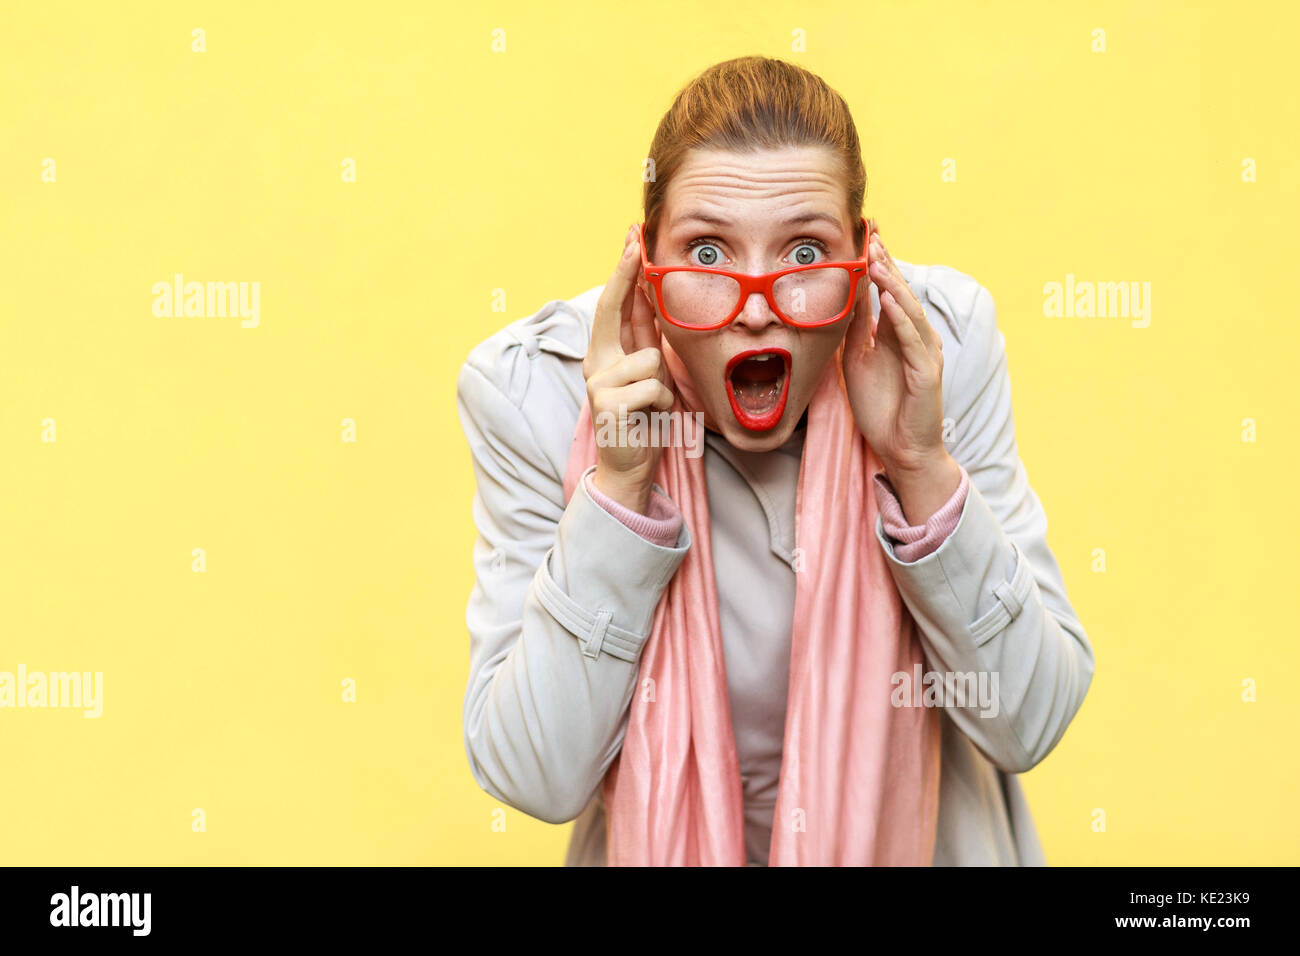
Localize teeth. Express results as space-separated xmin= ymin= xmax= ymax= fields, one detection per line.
xmin=753 ymin=354 xmax=773 ymax=362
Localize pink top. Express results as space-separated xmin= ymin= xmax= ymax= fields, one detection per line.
xmin=584 ymin=463 xmax=970 ymax=563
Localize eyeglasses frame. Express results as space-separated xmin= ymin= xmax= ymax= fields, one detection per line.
xmin=637 ymin=217 xmax=870 ymax=331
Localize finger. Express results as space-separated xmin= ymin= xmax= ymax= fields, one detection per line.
xmin=620 ymin=302 xmax=637 ymax=356
xmin=630 ymin=226 xmax=675 ymax=387
xmin=869 ymin=257 xmax=941 ymax=357
xmin=587 ymin=227 xmax=642 ymax=375
xmin=871 ymin=235 xmax=943 ymax=353
xmin=592 ymin=378 xmax=676 ymax=417
xmin=586 ymin=346 xmax=663 ymax=393
xmin=869 ymin=235 xmax=915 ymax=305
xmin=628 ymin=263 xmax=659 ymax=355
xmin=879 ymin=288 xmax=934 ymax=372
xmin=620 ymin=233 xmax=660 ymax=356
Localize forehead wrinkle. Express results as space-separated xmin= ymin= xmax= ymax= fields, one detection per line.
xmin=667 ymin=161 xmax=845 ymax=229
xmin=669 ymin=207 xmax=843 ymax=232
xmin=658 ymin=149 xmax=851 ymax=260
xmin=674 ymin=147 xmax=838 ymax=173
xmin=667 ymin=180 xmax=844 ymax=221
xmin=666 ymin=187 xmax=846 ymax=233
xmin=671 ymin=169 xmax=842 ymax=198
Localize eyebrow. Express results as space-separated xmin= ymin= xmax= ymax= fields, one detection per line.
xmin=669 ymin=210 xmax=843 ymax=231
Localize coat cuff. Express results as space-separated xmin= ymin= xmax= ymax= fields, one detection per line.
xmin=872 ymin=465 xmax=971 ymax=563
xmin=539 ymin=464 xmax=692 ymax=650
xmin=583 ymin=469 xmax=684 ymax=548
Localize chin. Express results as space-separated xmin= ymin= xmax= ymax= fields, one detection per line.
xmin=712 ymin=400 xmax=804 ymax=451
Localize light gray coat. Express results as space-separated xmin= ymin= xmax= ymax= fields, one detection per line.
xmin=455 ymin=261 xmax=1096 ymax=865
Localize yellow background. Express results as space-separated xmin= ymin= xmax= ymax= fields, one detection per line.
xmin=2 ymin=0 xmax=1296 ymax=865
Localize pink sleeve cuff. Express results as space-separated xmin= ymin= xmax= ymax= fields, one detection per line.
xmin=872 ymin=465 xmax=970 ymax=563
xmin=584 ymin=470 xmax=683 ymax=548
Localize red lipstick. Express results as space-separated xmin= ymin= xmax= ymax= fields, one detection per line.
xmin=724 ymin=347 xmax=792 ymax=431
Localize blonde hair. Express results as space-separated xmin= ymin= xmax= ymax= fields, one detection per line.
xmin=642 ymin=55 xmax=867 ymax=259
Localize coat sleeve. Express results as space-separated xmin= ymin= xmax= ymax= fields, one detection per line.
xmin=455 ymin=347 xmax=690 ymax=824
xmin=872 ymin=272 xmax=1096 ymax=774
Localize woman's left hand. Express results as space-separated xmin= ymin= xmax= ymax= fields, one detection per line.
xmin=842 ymin=225 xmax=949 ymax=480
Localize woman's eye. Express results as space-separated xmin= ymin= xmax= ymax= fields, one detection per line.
xmin=688 ymin=242 xmax=723 ymax=267
xmin=684 ymin=238 xmax=827 ymax=267
xmin=791 ymin=242 xmax=825 ymax=266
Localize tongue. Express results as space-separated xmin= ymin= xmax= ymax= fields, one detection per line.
xmin=731 ymin=357 xmax=784 ymax=413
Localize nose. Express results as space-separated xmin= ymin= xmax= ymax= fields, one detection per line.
xmin=731 ymin=291 xmax=783 ymax=333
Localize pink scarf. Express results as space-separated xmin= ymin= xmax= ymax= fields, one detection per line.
xmin=562 ymin=334 xmax=942 ymax=866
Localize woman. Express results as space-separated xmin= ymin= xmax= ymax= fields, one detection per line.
xmin=457 ymin=56 xmax=1094 ymax=866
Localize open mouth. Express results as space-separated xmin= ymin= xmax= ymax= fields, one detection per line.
xmin=724 ymin=347 xmax=792 ymax=431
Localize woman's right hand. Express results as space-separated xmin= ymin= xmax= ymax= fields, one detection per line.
xmin=581 ymin=225 xmax=676 ymax=515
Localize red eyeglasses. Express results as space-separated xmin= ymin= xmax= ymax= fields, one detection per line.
xmin=638 ymin=218 xmax=869 ymax=330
